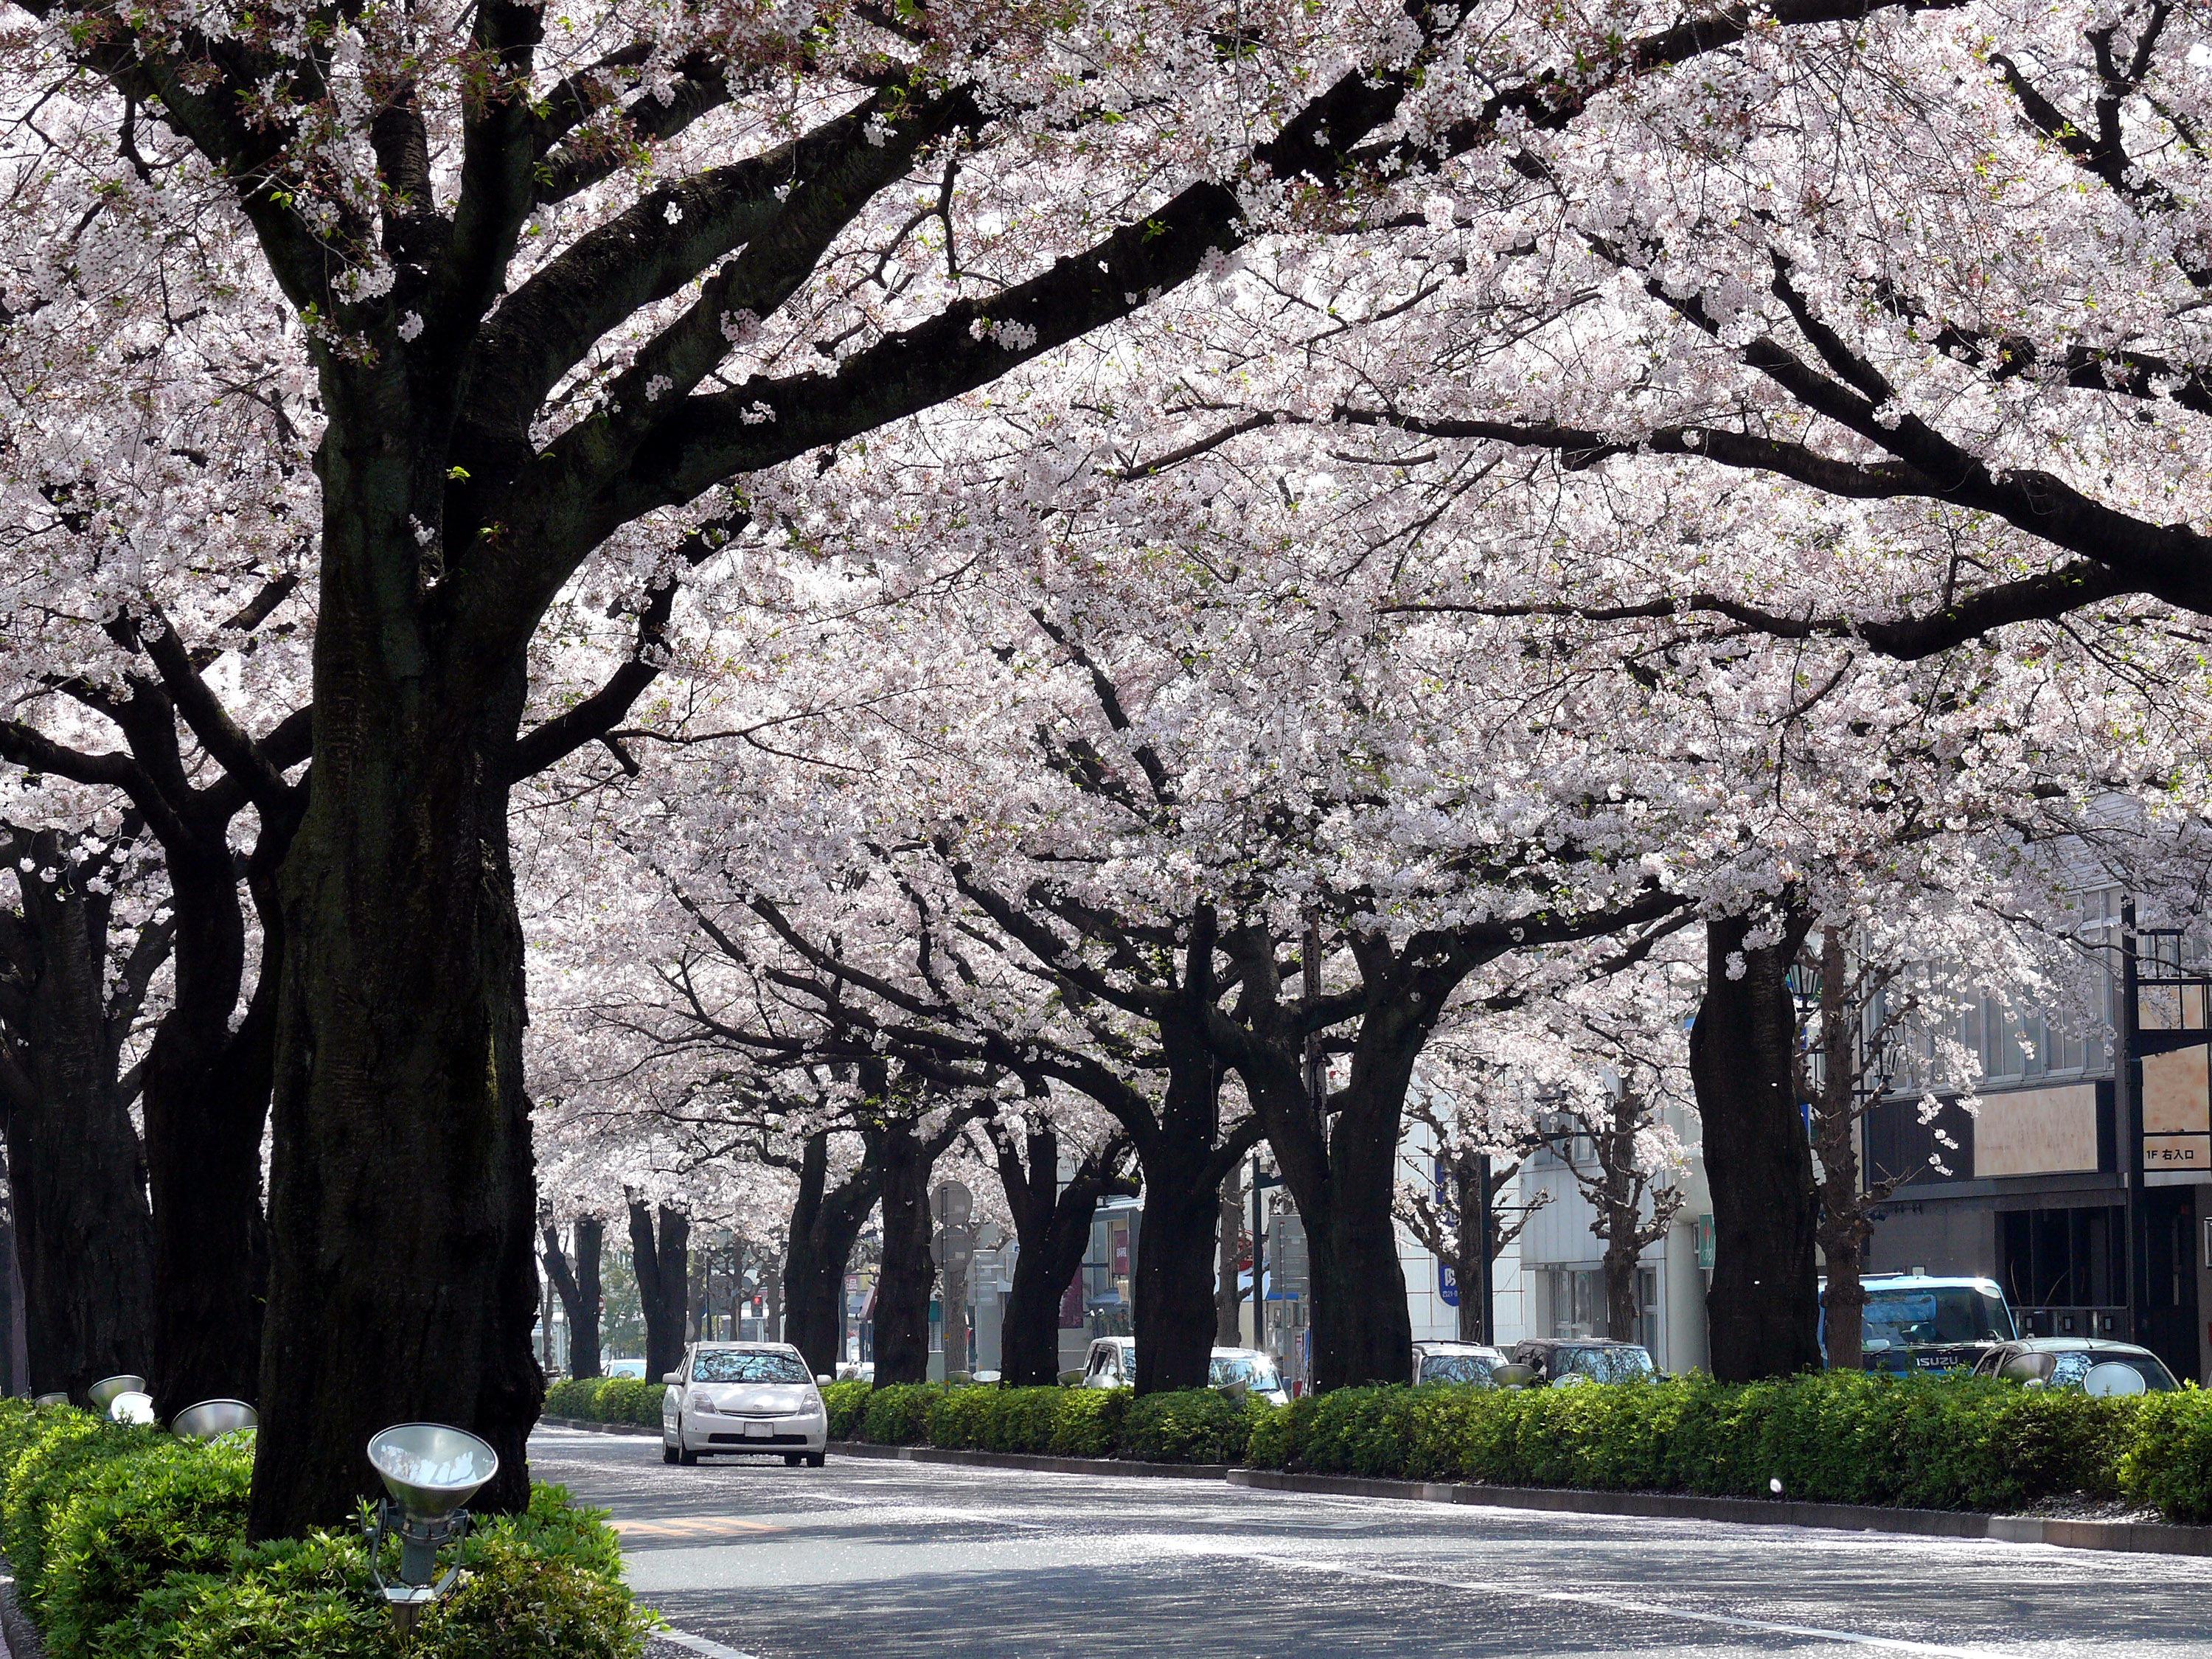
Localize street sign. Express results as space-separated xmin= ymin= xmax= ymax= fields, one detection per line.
xmin=931 ymin=1225 xmax=974 ymax=1271
xmin=1438 ymin=1261 xmax=1458 ymax=1308
xmin=931 ymin=1181 xmax=973 ymax=1227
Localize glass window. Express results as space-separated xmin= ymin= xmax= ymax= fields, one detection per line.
xmin=1416 ymin=1353 xmax=1495 ymax=1387
xmin=2048 ymin=1352 xmax=2176 ymax=1391
xmin=690 ymin=1349 xmax=811 ymax=1384
xmin=1862 ymin=1287 xmax=2014 ymax=1348
xmin=1210 ymin=1354 xmax=1282 ymax=1391
xmin=1557 ymin=1345 xmax=1655 ymax=1382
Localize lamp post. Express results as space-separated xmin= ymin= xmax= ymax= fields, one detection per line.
xmin=364 ymin=1423 xmax=499 ymax=1635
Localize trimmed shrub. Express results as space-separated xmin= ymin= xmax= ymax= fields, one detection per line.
xmin=1044 ymin=1388 xmax=1127 ymax=1458
xmin=588 ymin=1378 xmax=667 ymax=1428
xmin=542 ymin=1378 xmax=603 ymax=1420
xmin=1119 ymin=1391 xmax=1259 ymax=1465
xmin=2120 ymin=1388 xmax=2212 ymax=1523
xmin=860 ymin=1384 xmax=943 ymax=1444
xmin=821 ymin=1381 xmax=870 ymax=1440
xmin=0 ymin=1405 xmax=652 ymax=1659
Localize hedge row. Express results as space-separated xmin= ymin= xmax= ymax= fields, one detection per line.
xmin=543 ymin=1377 xmax=667 ymax=1428
xmin=824 ymin=1381 xmax=1265 ymax=1465
xmin=0 ymin=1400 xmax=655 ymax=1658
xmin=821 ymin=1373 xmax=2212 ymax=1523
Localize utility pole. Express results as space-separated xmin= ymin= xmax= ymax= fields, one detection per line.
xmin=1475 ymin=1152 xmax=1495 ymax=1346
xmin=2121 ymin=898 xmax=2148 ymax=1345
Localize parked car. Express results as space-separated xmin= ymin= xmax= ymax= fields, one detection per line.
xmin=833 ymin=1361 xmax=875 ymax=1384
xmin=1208 ymin=1347 xmax=1290 ymax=1405
xmin=661 ymin=1342 xmax=828 ymax=1467
xmin=1413 ymin=1340 xmax=1508 ymax=1387
xmin=1830 ymin=1273 xmax=2018 ymax=1374
xmin=1508 ymin=1338 xmax=1658 ymax=1384
xmin=1078 ymin=1338 xmax=1290 ymax=1404
xmin=605 ymin=1357 xmax=647 ymax=1379
xmin=1971 ymin=1338 xmax=2178 ymax=1395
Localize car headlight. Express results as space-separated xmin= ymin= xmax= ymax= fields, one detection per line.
xmin=799 ymin=1396 xmax=824 ymax=1416
xmin=688 ymin=1393 xmax=714 ymax=1414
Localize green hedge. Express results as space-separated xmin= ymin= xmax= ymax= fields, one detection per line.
xmin=821 ymin=1371 xmax=2212 ymax=1523
xmin=0 ymin=1400 xmax=655 ymax=1658
xmin=1245 ymin=1373 xmax=2168 ymax=1515
xmin=540 ymin=1377 xmax=665 ymax=1429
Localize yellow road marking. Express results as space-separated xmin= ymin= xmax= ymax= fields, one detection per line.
xmin=613 ymin=1515 xmax=783 ymax=1540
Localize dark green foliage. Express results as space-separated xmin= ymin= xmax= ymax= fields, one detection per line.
xmin=1119 ymin=1391 xmax=1261 ymax=1465
xmin=859 ymin=1384 xmax=944 ymax=1444
xmin=2119 ymin=1388 xmax=2212 ymax=1523
xmin=820 ymin=1381 xmax=870 ymax=1439
xmin=540 ymin=1378 xmax=602 ymax=1420
xmin=1245 ymin=1373 xmax=2152 ymax=1514
xmin=0 ymin=1401 xmax=651 ymax=1658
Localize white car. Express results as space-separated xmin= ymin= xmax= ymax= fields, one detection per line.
xmin=1413 ymin=1340 xmax=1509 ymax=1387
xmin=1079 ymin=1338 xmax=1289 ymax=1405
xmin=662 ymin=1342 xmax=828 ymax=1467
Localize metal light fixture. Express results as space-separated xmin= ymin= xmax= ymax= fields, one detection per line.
xmin=173 ymin=1399 xmax=258 ymax=1441
xmin=107 ymin=1391 xmax=156 ymax=1425
xmin=364 ymin=1423 xmax=499 ymax=1635
xmin=31 ymin=1394 xmax=66 ymax=1409
xmin=86 ymin=1374 xmax=146 ymax=1413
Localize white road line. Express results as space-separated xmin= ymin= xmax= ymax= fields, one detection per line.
xmin=655 ymin=1628 xmax=762 ymax=1659
xmin=1259 ymin=1553 xmax=2014 ymax=1657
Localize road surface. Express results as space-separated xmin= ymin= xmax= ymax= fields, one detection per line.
xmin=528 ymin=1427 xmax=2212 ymax=1658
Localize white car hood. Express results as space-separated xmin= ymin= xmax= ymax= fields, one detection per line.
xmin=701 ymin=1384 xmax=810 ymax=1414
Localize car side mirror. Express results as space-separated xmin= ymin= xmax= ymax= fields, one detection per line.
xmin=662 ymin=1372 xmax=682 ymax=1385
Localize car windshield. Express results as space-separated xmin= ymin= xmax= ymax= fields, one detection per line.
xmin=1418 ymin=1354 xmax=1497 ymax=1386
xmin=1863 ymin=1288 xmax=2014 ymax=1348
xmin=692 ymin=1350 xmax=810 ymax=1385
xmin=1557 ymin=1346 xmax=1655 ymax=1382
xmin=2049 ymin=1351 xmax=2175 ymax=1392
xmin=1209 ymin=1354 xmax=1282 ymax=1391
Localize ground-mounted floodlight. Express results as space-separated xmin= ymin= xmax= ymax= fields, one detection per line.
xmin=364 ymin=1423 xmax=499 ymax=1635
xmin=107 ymin=1391 xmax=156 ymax=1425
xmin=173 ymin=1399 xmax=258 ymax=1441
xmin=86 ymin=1374 xmax=146 ymax=1413
xmin=31 ymin=1394 xmax=66 ymax=1409
xmin=1490 ymin=1362 xmax=1538 ymax=1389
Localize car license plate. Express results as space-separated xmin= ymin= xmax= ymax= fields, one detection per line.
xmin=743 ymin=1421 xmax=771 ymax=1439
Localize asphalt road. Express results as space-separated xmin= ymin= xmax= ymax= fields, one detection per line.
xmin=529 ymin=1427 xmax=2212 ymax=1658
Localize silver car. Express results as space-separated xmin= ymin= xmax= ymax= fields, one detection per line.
xmin=1413 ymin=1340 xmax=1508 ymax=1387
xmin=1079 ymin=1338 xmax=1289 ymax=1404
xmin=662 ymin=1342 xmax=828 ymax=1467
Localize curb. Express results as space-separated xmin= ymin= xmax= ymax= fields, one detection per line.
xmin=0 ymin=1567 xmax=44 ymax=1659
xmin=1224 ymin=1470 xmax=2212 ymax=1557
xmin=828 ymin=1441 xmax=1227 ymax=1480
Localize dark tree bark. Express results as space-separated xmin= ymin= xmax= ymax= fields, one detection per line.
xmin=1691 ymin=911 xmax=1823 ymax=1382
xmin=627 ymin=1200 xmax=692 ymax=1382
xmin=992 ymin=1125 xmax=1134 ymax=1386
xmin=781 ymin=1130 xmax=881 ymax=1377
xmin=542 ymin=1215 xmax=603 ymax=1378
xmin=871 ymin=1116 xmax=935 ymax=1386
xmin=869 ymin=1097 xmax=987 ymax=1386
xmin=0 ymin=830 xmax=157 ymax=1401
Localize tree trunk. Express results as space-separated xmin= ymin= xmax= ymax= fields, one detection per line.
xmin=1130 ymin=1012 xmax=1244 ymax=1394
xmin=628 ymin=1200 xmax=691 ymax=1382
xmin=1812 ymin=928 xmax=1869 ymax=1374
xmin=1303 ymin=1104 xmax=1413 ymax=1390
xmin=571 ymin=1217 xmax=603 ymax=1378
xmin=997 ymin=1130 xmax=1129 ymax=1387
xmin=1603 ymin=1234 xmax=1642 ymax=1343
xmin=140 ymin=827 xmax=288 ymax=1419
xmin=782 ymin=1131 xmax=878 ymax=1377
xmin=1691 ymin=912 xmax=1822 ymax=1382
xmin=0 ymin=833 xmax=157 ymax=1402
xmin=1453 ymin=1158 xmax=1486 ymax=1345
xmin=872 ymin=1116 xmax=935 ymax=1385
xmin=1215 ymin=1163 xmax=1244 ymax=1345
xmin=543 ymin=1216 xmax=603 ymax=1378
xmin=249 ymin=403 xmax=543 ymax=1536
